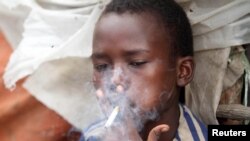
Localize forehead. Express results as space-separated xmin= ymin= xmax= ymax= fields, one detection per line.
xmin=93 ymin=12 xmax=171 ymax=56
xmin=95 ymin=12 xmax=162 ymax=36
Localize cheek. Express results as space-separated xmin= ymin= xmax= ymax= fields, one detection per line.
xmin=127 ymin=64 xmax=176 ymax=110
xmin=93 ymin=71 xmax=106 ymax=89
xmin=128 ymin=83 xmax=162 ymax=111
xmin=127 ymin=72 xmax=163 ymax=108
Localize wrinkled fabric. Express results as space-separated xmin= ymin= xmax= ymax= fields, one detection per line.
xmin=185 ymin=0 xmax=250 ymax=125
xmin=0 ymin=32 xmax=72 ymax=141
xmin=1 ymin=0 xmax=107 ymax=129
xmin=23 ymin=57 xmax=105 ymax=129
xmin=3 ymin=1 xmax=103 ymax=90
xmin=223 ymin=46 xmax=245 ymax=91
xmin=186 ymin=48 xmax=231 ymax=124
xmin=0 ymin=2 xmax=29 ymax=49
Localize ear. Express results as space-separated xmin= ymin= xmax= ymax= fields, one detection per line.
xmin=176 ymin=56 xmax=195 ymax=87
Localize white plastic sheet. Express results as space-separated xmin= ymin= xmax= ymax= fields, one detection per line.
xmin=3 ymin=1 xmax=102 ymax=90
xmin=0 ymin=1 xmax=30 ymax=49
xmin=185 ymin=0 xmax=250 ymax=125
xmin=1 ymin=0 xmax=107 ymax=129
xmin=188 ymin=0 xmax=250 ymax=51
xmin=23 ymin=57 xmax=105 ymax=129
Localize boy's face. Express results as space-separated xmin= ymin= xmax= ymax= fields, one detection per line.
xmin=92 ymin=12 xmax=178 ymax=115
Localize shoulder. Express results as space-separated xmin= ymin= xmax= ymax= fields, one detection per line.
xmin=174 ymin=104 xmax=208 ymax=141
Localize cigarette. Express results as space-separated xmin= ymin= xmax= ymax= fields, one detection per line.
xmin=105 ymin=106 xmax=119 ymax=127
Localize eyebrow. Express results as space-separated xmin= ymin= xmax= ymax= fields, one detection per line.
xmin=123 ymin=49 xmax=150 ymax=57
xmin=91 ymin=53 xmax=107 ymax=60
xmin=91 ymin=49 xmax=150 ymax=60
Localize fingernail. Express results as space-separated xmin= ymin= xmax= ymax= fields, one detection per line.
xmin=116 ymin=85 xmax=124 ymax=93
xmin=96 ymin=89 xmax=104 ymax=98
xmin=161 ymin=127 xmax=169 ymax=132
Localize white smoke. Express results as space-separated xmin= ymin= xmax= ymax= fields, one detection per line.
xmin=84 ymin=66 xmax=175 ymax=141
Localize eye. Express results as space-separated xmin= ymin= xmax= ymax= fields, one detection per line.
xmin=94 ymin=64 xmax=109 ymax=72
xmin=129 ymin=61 xmax=147 ymax=68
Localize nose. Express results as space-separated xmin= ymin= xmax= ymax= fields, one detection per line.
xmin=110 ymin=66 xmax=131 ymax=92
xmin=111 ymin=67 xmax=123 ymax=86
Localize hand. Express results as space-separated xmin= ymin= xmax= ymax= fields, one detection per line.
xmin=147 ymin=124 xmax=169 ymax=141
xmin=101 ymin=124 xmax=169 ymax=141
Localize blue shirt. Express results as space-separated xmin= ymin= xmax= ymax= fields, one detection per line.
xmin=174 ymin=105 xmax=208 ymax=141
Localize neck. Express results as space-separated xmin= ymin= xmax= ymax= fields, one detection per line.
xmin=140 ymin=103 xmax=180 ymax=141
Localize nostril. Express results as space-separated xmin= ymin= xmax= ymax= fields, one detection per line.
xmin=109 ymin=84 xmax=124 ymax=93
xmin=109 ymin=84 xmax=116 ymax=92
xmin=129 ymin=101 xmax=136 ymax=108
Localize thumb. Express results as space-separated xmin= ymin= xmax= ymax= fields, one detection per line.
xmin=147 ymin=124 xmax=169 ymax=141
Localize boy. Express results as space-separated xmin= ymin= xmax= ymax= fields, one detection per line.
xmin=84 ymin=0 xmax=207 ymax=140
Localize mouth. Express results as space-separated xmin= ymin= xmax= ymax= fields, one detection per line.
xmin=100 ymin=84 xmax=159 ymax=131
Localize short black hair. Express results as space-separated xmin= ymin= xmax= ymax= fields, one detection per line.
xmin=102 ymin=0 xmax=193 ymax=57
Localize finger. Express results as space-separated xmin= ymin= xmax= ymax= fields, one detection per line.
xmin=116 ymin=85 xmax=124 ymax=93
xmin=96 ymin=85 xmax=124 ymax=117
xmin=96 ymin=89 xmax=105 ymax=99
xmin=96 ymin=89 xmax=107 ymax=105
xmin=96 ymin=89 xmax=112 ymax=115
xmin=147 ymin=124 xmax=169 ymax=141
